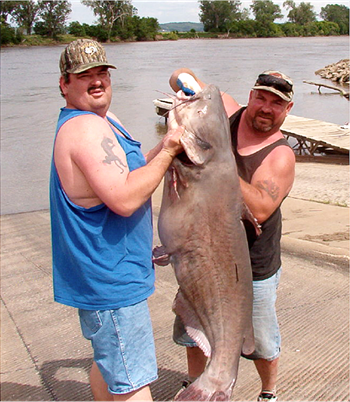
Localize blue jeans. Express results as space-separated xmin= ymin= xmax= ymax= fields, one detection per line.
xmin=173 ymin=269 xmax=282 ymax=361
xmin=243 ymin=268 xmax=282 ymax=360
xmin=79 ymin=300 xmax=158 ymax=394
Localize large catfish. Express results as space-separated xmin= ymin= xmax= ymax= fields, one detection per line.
xmin=154 ymin=84 xmax=258 ymax=401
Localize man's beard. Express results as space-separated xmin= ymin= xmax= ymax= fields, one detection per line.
xmin=252 ymin=113 xmax=274 ymax=133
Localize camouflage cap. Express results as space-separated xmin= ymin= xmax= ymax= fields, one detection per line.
xmin=60 ymin=39 xmax=116 ymax=75
xmin=252 ymin=70 xmax=294 ymax=102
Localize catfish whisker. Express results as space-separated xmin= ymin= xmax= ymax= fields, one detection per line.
xmin=169 ymin=95 xmax=201 ymax=113
xmin=220 ymin=89 xmax=230 ymax=98
xmin=155 ymin=90 xmax=177 ymax=100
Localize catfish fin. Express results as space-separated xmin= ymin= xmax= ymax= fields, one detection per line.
xmin=173 ymin=289 xmax=211 ymax=357
xmin=242 ymin=202 xmax=262 ymax=236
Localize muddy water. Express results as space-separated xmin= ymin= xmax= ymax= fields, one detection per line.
xmin=1 ymin=36 xmax=348 ymax=214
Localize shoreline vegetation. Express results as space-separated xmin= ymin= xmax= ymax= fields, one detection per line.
xmin=2 ymin=31 xmax=350 ymax=49
xmin=2 ymin=1 xmax=348 ymax=47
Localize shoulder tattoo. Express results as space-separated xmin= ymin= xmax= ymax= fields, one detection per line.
xmin=101 ymin=137 xmax=127 ymax=174
xmin=256 ymin=179 xmax=279 ymax=202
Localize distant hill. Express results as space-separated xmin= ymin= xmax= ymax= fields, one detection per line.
xmin=159 ymin=22 xmax=204 ymax=32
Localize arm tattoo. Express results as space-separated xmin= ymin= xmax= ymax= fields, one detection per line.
xmin=101 ymin=137 xmax=127 ymax=174
xmin=256 ymin=179 xmax=279 ymax=202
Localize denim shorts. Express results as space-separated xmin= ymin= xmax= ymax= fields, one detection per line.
xmin=79 ymin=300 xmax=158 ymax=395
xmin=173 ymin=269 xmax=282 ymax=361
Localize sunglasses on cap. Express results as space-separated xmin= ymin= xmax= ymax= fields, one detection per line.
xmin=256 ymin=74 xmax=293 ymax=94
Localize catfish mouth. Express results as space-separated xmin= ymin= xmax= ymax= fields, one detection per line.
xmin=175 ymin=131 xmax=211 ymax=168
xmin=169 ymin=150 xmax=194 ymax=200
xmin=176 ymin=151 xmax=193 ymax=166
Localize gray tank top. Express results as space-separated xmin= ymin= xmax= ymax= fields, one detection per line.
xmin=229 ymin=107 xmax=291 ymax=280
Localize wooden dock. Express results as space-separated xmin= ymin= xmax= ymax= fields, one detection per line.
xmin=281 ymin=114 xmax=349 ymax=156
xmin=153 ymin=98 xmax=349 ymax=161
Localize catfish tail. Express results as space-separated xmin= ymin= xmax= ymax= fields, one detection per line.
xmin=210 ymin=391 xmax=230 ymax=401
xmin=174 ymin=382 xmax=230 ymax=401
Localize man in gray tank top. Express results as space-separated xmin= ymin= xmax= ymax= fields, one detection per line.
xmin=170 ymin=69 xmax=295 ymax=402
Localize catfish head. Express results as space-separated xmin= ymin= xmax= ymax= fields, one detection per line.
xmin=168 ymin=84 xmax=233 ymax=200
xmin=173 ymin=84 xmax=231 ymax=166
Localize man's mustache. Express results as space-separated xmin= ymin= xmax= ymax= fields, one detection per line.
xmin=88 ymin=85 xmax=105 ymax=93
xmin=257 ymin=112 xmax=273 ymax=120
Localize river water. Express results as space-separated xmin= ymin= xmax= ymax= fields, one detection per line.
xmin=1 ymin=36 xmax=349 ymax=215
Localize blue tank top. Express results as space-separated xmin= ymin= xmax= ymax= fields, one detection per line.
xmin=50 ymin=108 xmax=155 ymax=310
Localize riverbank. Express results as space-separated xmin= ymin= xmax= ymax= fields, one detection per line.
xmin=316 ymin=58 xmax=349 ymax=84
xmin=0 ymin=34 xmax=91 ymax=47
xmin=2 ymin=32 xmax=349 ymax=48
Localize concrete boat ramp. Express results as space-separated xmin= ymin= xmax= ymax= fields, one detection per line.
xmin=153 ymin=98 xmax=350 ymax=160
xmin=1 ymin=175 xmax=349 ymax=401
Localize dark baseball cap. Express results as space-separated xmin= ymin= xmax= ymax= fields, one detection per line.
xmin=252 ymin=70 xmax=294 ymax=102
xmin=60 ymin=39 xmax=116 ymax=75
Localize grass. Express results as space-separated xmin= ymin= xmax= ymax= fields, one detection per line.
xmin=11 ymin=34 xmax=86 ymax=47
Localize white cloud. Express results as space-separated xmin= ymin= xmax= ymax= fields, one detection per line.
xmin=133 ymin=1 xmax=200 ymax=23
xmin=69 ymin=1 xmax=97 ymax=25
xmin=68 ymin=0 xmax=350 ymax=25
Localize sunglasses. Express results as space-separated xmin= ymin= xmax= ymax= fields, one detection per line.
xmin=256 ymin=74 xmax=293 ymax=94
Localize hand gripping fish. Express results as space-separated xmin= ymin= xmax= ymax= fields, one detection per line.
xmin=153 ymin=84 xmax=260 ymax=401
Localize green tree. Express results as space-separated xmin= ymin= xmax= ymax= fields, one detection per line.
xmin=109 ymin=14 xmax=159 ymax=41
xmin=68 ymin=21 xmax=87 ymax=37
xmin=112 ymin=14 xmax=135 ymax=40
xmin=37 ymin=0 xmax=71 ymax=39
xmin=225 ymin=2 xmax=247 ymax=34
xmin=33 ymin=21 xmax=48 ymax=36
xmin=132 ymin=16 xmax=159 ymax=41
xmin=81 ymin=0 xmax=134 ymax=41
xmin=10 ymin=1 xmax=39 ymax=35
xmin=0 ymin=1 xmax=17 ymax=23
xmin=236 ymin=19 xmax=258 ymax=37
xmin=320 ymin=4 xmax=349 ymax=35
xmin=198 ymin=1 xmax=243 ymax=32
xmin=250 ymin=0 xmax=283 ymax=24
xmin=283 ymin=1 xmax=316 ymax=25
xmin=281 ymin=22 xmax=303 ymax=37
xmin=85 ymin=23 xmax=109 ymax=41
xmin=1 ymin=23 xmax=23 ymax=45
xmin=301 ymin=20 xmax=339 ymax=36
xmin=311 ymin=21 xmax=340 ymax=36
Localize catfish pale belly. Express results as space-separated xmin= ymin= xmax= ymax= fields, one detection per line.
xmin=154 ymin=85 xmax=256 ymax=401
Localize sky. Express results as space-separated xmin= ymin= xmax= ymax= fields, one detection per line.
xmin=68 ymin=1 xmax=350 ymax=25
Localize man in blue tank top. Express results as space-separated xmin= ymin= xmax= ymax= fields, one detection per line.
xmin=50 ymin=39 xmax=184 ymax=401
xmin=169 ymin=69 xmax=295 ymax=402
